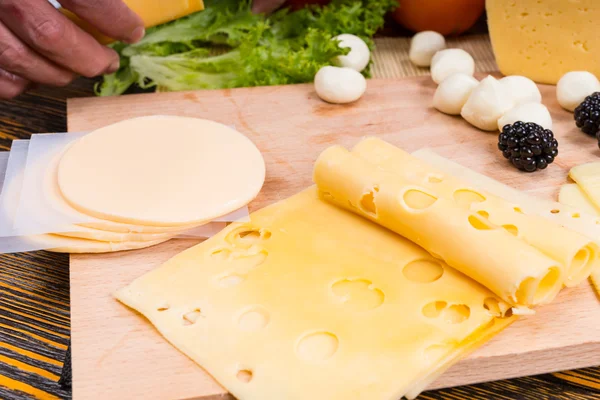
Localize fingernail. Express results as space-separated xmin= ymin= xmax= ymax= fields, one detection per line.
xmin=107 ymin=58 xmax=121 ymax=74
xmin=128 ymin=26 xmax=145 ymax=44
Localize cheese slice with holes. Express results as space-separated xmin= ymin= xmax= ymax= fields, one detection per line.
xmin=116 ymin=187 xmax=516 ymax=400
xmin=559 ymin=184 xmax=600 ymax=217
xmin=348 ymin=138 xmax=598 ymax=289
xmin=314 ymin=144 xmax=569 ymax=307
xmin=411 ymin=149 xmax=600 ymax=298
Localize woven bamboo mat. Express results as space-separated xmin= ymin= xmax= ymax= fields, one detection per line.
xmin=372 ymin=34 xmax=498 ymax=79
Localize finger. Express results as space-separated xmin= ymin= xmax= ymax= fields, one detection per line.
xmin=252 ymin=0 xmax=287 ymax=14
xmin=0 ymin=22 xmax=75 ymax=87
xmin=0 ymin=68 xmax=30 ymax=99
xmin=59 ymin=0 xmax=145 ymax=44
xmin=0 ymin=0 xmax=120 ymax=78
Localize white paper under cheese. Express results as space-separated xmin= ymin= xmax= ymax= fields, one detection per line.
xmin=116 ymin=187 xmax=516 ymax=400
xmin=0 ymin=140 xmax=29 ymax=237
xmin=314 ymin=145 xmax=563 ymax=307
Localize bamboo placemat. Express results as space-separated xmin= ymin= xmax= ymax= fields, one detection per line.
xmin=372 ymin=34 xmax=498 ymax=79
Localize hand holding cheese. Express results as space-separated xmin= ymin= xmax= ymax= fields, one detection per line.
xmin=0 ymin=0 xmax=146 ymax=99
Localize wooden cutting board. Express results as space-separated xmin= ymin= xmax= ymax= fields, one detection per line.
xmin=67 ymin=76 xmax=600 ymax=400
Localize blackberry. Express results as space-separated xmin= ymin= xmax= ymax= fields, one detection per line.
xmin=498 ymin=121 xmax=558 ymax=173
xmin=574 ymin=92 xmax=600 ymax=142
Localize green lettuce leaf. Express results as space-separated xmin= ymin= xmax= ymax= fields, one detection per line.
xmin=96 ymin=0 xmax=395 ymax=96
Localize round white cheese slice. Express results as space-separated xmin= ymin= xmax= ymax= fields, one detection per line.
xmin=57 ymin=116 xmax=265 ymax=226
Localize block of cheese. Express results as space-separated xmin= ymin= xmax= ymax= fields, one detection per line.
xmin=350 ymin=138 xmax=598 ymax=288
xmin=314 ymin=145 xmax=565 ymax=307
xmin=61 ymin=1 xmax=204 ymax=44
xmin=116 ymin=187 xmax=516 ymax=400
xmin=559 ymin=184 xmax=600 ymax=217
xmin=486 ymin=0 xmax=600 ymax=84
xmin=57 ymin=116 xmax=265 ymax=227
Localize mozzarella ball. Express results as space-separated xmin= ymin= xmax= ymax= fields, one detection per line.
xmin=498 ymin=103 xmax=553 ymax=131
xmin=461 ymin=75 xmax=514 ymax=131
xmin=430 ymin=49 xmax=475 ymax=84
xmin=409 ymin=31 xmax=446 ymax=67
xmin=433 ymin=73 xmax=479 ymax=115
xmin=557 ymin=71 xmax=600 ymax=112
xmin=315 ymin=66 xmax=367 ymax=104
xmin=333 ymin=34 xmax=371 ymax=72
xmin=500 ymin=75 xmax=542 ymax=105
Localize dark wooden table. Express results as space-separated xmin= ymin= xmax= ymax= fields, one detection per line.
xmin=0 ymin=79 xmax=599 ymax=400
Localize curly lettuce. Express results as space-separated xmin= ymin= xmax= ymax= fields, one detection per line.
xmin=95 ymin=0 xmax=396 ymax=96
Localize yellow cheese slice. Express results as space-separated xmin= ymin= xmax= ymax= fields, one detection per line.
xmin=569 ymin=163 xmax=600 ymax=209
xmin=116 ymin=187 xmax=516 ymax=400
xmin=411 ymin=149 xmax=600 ymax=298
xmin=487 ymin=0 xmax=600 ymax=84
xmin=53 ymin=226 xmax=183 ymax=243
xmin=314 ymin=145 xmax=563 ymax=307
xmin=57 ymin=116 xmax=265 ymax=227
xmin=27 ymin=234 xmax=173 ymax=253
xmin=559 ymin=184 xmax=600 ymax=217
xmin=350 ymin=138 xmax=599 ymax=288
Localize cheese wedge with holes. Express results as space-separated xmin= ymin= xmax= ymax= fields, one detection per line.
xmin=559 ymin=184 xmax=600 ymax=217
xmin=349 ymin=138 xmax=599 ymax=288
xmin=116 ymin=187 xmax=516 ymax=400
xmin=314 ymin=145 xmax=566 ymax=307
xmin=411 ymin=149 xmax=600 ymax=297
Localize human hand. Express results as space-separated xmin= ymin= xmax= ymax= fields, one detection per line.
xmin=252 ymin=0 xmax=287 ymax=14
xmin=0 ymin=0 xmax=145 ymax=99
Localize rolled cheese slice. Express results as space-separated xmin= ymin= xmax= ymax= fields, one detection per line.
xmin=314 ymin=145 xmax=562 ymax=307
xmin=412 ymin=148 xmax=600 ymax=287
xmin=57 ymin=116 xmax=265 ymax=226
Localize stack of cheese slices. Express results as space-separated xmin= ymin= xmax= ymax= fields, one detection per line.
xmin=115 ymin=137 xmax=599 ymax=400
xmin=0 ymin=116 xmax=265 ymax=253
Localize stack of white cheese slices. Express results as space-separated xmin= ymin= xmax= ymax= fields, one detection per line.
xmin=0 ymin=115 xmax=266 ymax=254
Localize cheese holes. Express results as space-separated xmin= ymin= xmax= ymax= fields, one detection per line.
xmin=468 ymin=214 xmax=495 ymax=230
xmin=238 ymin=307 xmax=270 ymax=331
xmin=157 ymin=303 xmax=170 ymax=312
xmin=360 ymin=186 xmax=379 ymax=216
xmin=502 ymin=224 xmax=519 ymax=236
xmin=533 ymin=267 xmax=562 ymax=304
xmin=513 ymin=207 xmax=524 ymax=214
xmin=422 ymin=301 xmax=470 ymax=323
xmin=331 ymin=279 xmax=384 ymax=311
xmin=427 ymin=174 xmax=444 ymax=183
xmin=484 ymin=297 xmax=512 ymax=318
xmin=550 ymin=209 xmax=560 ymax=214
xmin=402 ymin=188 xmax=438 ymax=211
xmin=422 ymin=301 xmax=447 ymax=318
xmin=236 ymin=369 xmax=253 ymax=383
xmin=572 ymin=213 xmax=581 ymax=219
xmin=211 ymin=248 xmax=232 ymax=261
xmin=402 ymin=259 xmax=444 ymax=283
xmin=296 ymin=332 xmax=339 ymax=362
xmin=183 ymin=309 xmax=203 ymax=326
xmin=227 ymin=226 xmax=272 ymax=247
xmin=453 ymin=189 xmax=486 ymax=208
